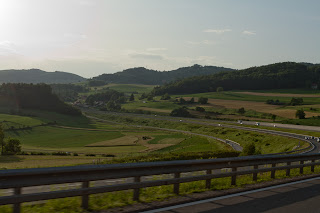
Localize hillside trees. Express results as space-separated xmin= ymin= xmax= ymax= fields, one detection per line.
xmin=85 ymin=89 xmax=125 ymax=105
xmin=0 ymin=125 xmax=4 ymax=155
xmin=152 ymin=62 xmax=315 ymax=95
xmin=92 ymin=65 xmax=234 ymax=85
xmin=0 ymin=83 xmax=81 ymax=115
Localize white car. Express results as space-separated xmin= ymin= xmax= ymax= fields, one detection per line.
xmin=255 ymin=122 xmax=260 ymax=126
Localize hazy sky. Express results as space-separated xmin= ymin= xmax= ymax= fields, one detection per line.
xmin=0 ymin=0 xmax=319 ymax=77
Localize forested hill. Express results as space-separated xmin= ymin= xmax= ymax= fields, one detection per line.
xmin=92 ymin=64 xmax=234 ymax=85
xmin=152 ymin=62 xmax=320 ymax=95
xmin=0 ymin=69 xmax=86 ymax=84
xmin=0 ymin=83 xmax=81 ymax=115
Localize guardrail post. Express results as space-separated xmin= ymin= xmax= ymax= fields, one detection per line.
xmin=271 ymin=163 xmax=276 ymax=179
xmin=253 ymin=165 xmax=258 ymax=181
xmin=13 ymin=187 xmax=21 ymax=213
xmin=174 ymin=172 xmax=180 ymax=195
xmin=311 ymin=160 xmax=315 ymax=172
xmin=133 ymin=176 xmax=141 ymax=201
xmin=81 ymin=181 xmax=89 ymax=210
xmin=231 ymin=167 xmax=237 ymax=185
xmin=286 ymin=162 xmax=291 ymax=176
xmin=300 ymin=161 xmax=304 ymax=174
xmin=206 ymin=169 xmax=212 ymax=189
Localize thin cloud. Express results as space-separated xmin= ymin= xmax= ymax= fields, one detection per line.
xmin=242 ymin=30 xmax=256 ymax=35
xmin=0 ymin=41 xmax=18 ymax=55
xmin=203 ymin=29 xmax=232 ymax=34
xmin=129 ymin=53 xmax=163 ymax=60
xmin=146 ymin=48 xmax=167 ymax=51
xmin=187 ymin=40 xmax=217 ymax=45
xmin=64 ymin=33 xmax=87 ymax=39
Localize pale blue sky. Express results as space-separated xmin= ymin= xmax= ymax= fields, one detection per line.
xmin=0 ymin=0 xmax=319 ymax=77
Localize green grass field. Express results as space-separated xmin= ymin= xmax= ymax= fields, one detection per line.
xmin=107 ymin=83 xmax=155 ymax=94
xmin=180 ymin=91 xmax=320 ymax=105
xmin=243 ymin=88 xmax=320 ymax=94
xmin=79 ymin=83 xmax=155 ymax=96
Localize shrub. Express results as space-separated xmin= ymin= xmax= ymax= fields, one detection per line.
xmin=216 ymin=87 xmax=224 ymax=92
xmin=296 ymin=109 xmax=305 ymax=119
xmin=3 ymin=138 xmax=21 ymax=155
xmin=198 ymin=97 xmax=208 ymax=104
xmin=170 ymin=107 xmax=191 ymax=117
xmin=52 ymin=151 xmax=71 ymax=156
xmin=195 ymin=106 xmax=205 ymax=112
xmin=238 ymin=107 xmax=246 ymax=114
xmin=102 ymin=154 xmax=116 ymax=157
xmin=242 ymin=142 xmax=256 ymax=156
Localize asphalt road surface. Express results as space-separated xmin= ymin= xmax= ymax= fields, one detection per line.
xmin=144 ymin=177 xmax=320 ymax=213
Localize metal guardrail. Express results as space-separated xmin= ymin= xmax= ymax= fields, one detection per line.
xmin=1 ymin=153 xmax=320 ymax=212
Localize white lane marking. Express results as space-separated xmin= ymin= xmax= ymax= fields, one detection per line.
xmin=141 ymin=176 xmax=320 ymax=213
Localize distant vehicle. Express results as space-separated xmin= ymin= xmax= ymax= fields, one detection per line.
xmin=238 ymin=120 xmax=242 ymax=124
xmin=179 ymin=120 xmax=182 ymax=122
xmin=317 ymin=138 xmax=320 ymax=142
xmin=305 ymin=136 xmax=309 ymax=140
xmin=218 ymin=124 xmax=221 ymax=127
xmin=255 ymin=122 xmax=260 ymax=126
xmin=154 ymin=115 xmax=157 ymax=117
xmin=273 ymin=124 xmax=276 ymax=127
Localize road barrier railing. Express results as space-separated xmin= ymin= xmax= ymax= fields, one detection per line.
xmin=1 ymin=153 xmax=320 ymax=213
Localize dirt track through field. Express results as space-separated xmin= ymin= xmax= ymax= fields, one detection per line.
xmin=235 ymin=91 xmax=320 ymax=97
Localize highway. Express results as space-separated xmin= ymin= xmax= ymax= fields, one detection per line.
xmin=143 ymin=177 xmax=320 ymax=213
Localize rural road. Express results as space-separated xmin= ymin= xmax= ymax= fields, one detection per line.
xmin=143 ymin=177 xmax=320 ymax=213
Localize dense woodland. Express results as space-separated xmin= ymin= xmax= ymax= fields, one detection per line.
xmin=92 ymin=64 xmax=234 ymax=85
xmin=152 ymin=62 xmax=320 ymax=95
xmin=85 ymin=89 xmax=125 ymax=104
xmin=50 ymin=84 xmax=89 ymax=102
xmin=0 ymin=83 xmax=81 ymax=115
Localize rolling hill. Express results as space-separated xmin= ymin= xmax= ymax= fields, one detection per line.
xmin=92 ymin=64 xmax=234 ymax=85
xmin=0 ymin=69 xmax=86 ymax=84
xmin=152 ymin=62 xmax=320 ymax=95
